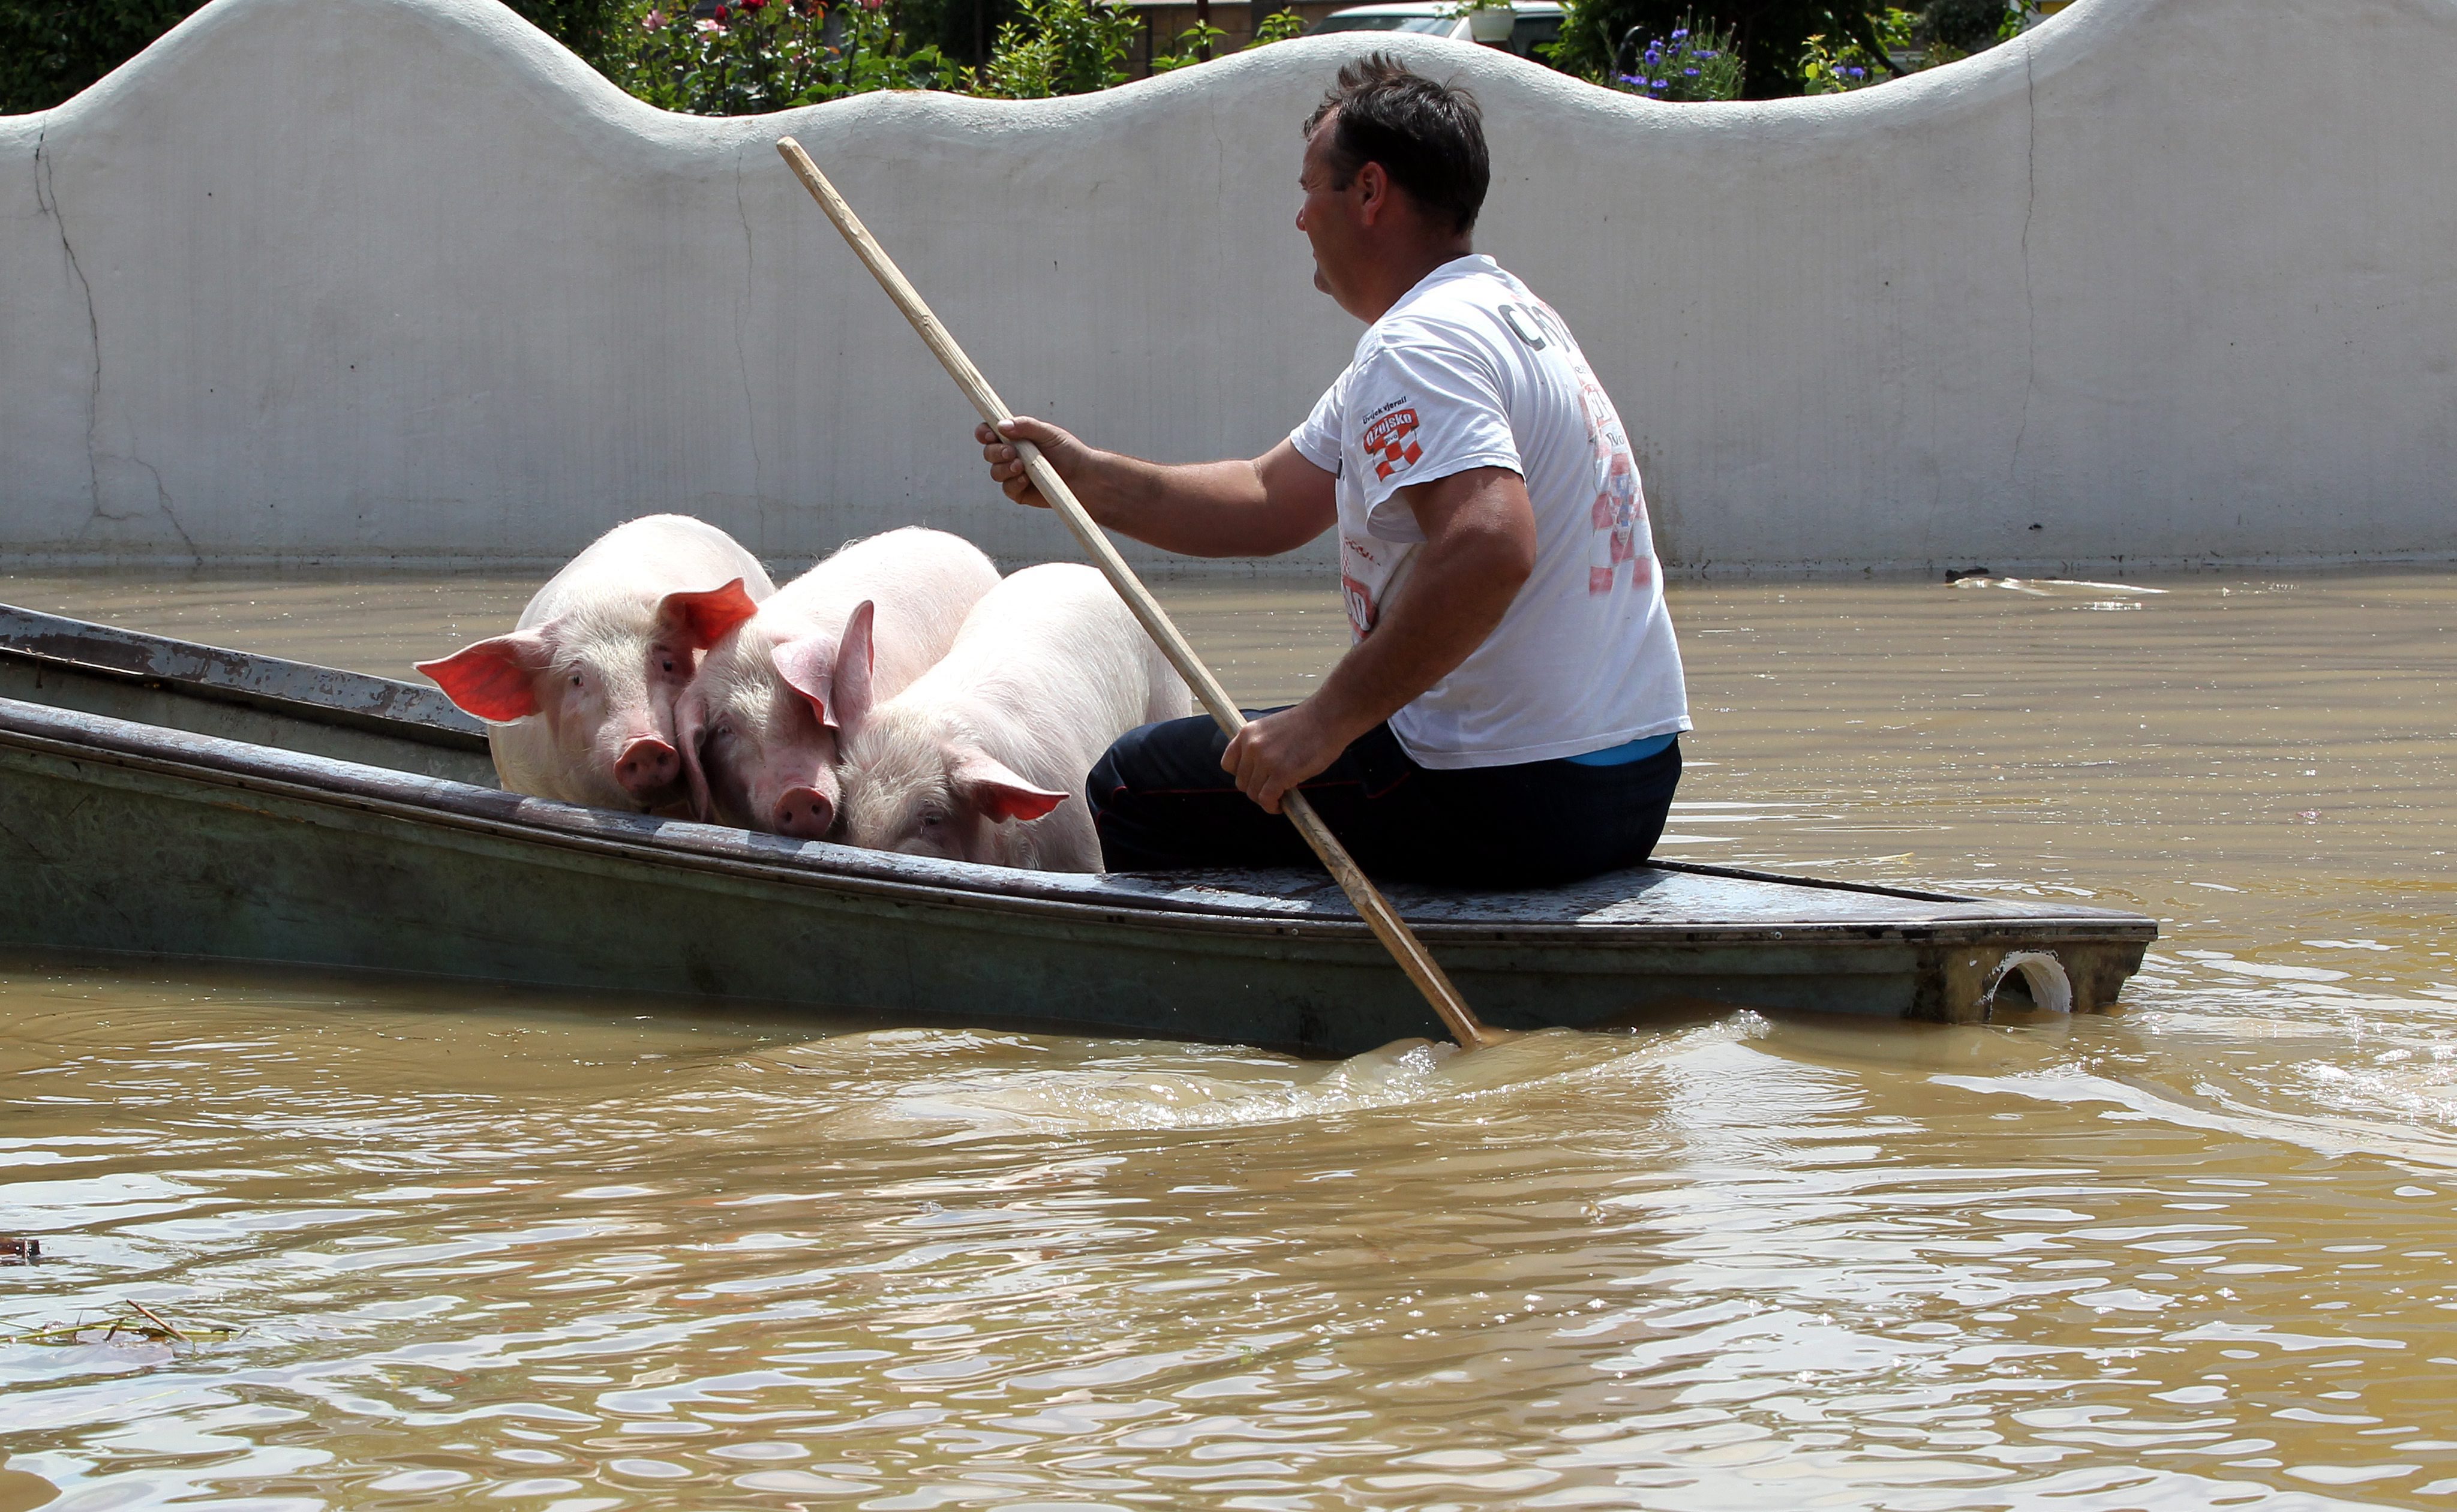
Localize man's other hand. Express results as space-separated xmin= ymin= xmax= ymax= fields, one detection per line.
xmin=1221 ymin=704 xmax=1349 ymax=816
xmin=977 ymin=417 xmax=1094 ymax=511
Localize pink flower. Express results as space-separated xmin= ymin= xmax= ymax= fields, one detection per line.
xmin=642 ymin=7 xmax=665 ymax=25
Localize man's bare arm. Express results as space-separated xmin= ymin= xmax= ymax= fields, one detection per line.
xmin=1221 ymin=465 xmax=1538 ymax=813
xmin=978 ymin=419 xmax=1336 ymax=559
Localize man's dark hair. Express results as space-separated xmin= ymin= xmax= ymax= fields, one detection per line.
xmin=1303 ymin=55 xmax=1490 ymax=236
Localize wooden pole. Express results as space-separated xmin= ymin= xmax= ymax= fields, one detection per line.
xmin=776 ymin=137 xmax=1504 ymax=1053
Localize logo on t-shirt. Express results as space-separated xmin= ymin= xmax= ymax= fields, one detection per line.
xmin=1362 ymin=405 xmax=1423 ymax=482
xmin=1340 ymin=572 xmax=1380 ymax=639
xmin=1591 ymin=447 xmax=1647 ymax=595
xmin=1579 ymin=377 xmax=1650 ymax=596
xmin=1340 ymin=539 xmax=1387 ymax=639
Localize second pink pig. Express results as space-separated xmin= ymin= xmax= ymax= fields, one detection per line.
xmin=829 ymin=563 xmax=1192 ymax=872
xmin=674 ymin=527 xmax=1000 ymax=838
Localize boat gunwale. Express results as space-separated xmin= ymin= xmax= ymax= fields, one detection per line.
xmin=0 ymin=694 xmax=2160 ymax=951
xmin=0 ymin=601 xmax=488 ymax=753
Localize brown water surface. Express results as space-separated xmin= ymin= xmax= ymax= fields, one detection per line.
xmin=2 ymin=567 xmax=2453 ymax=1510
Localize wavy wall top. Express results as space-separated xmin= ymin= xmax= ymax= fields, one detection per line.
xmin=2 ymin=0 xmax=2452 ymax=571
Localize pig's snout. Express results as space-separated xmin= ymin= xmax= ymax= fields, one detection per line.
xmin=774 ymin=786 xmax=836 ymax=840
xmin=615 ymin=736 xmax=681 ymax=799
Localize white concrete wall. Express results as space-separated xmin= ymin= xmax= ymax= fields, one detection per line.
xmin=3 ymin=0 xmax=2453 ymax=574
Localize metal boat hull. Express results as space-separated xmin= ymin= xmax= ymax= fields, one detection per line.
xmin=0 ymin=605 xmax=2156 ymax=1054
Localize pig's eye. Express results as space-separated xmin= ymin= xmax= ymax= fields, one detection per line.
xmin=568 ymin=673 xmax=584 ymax=688
xmin=918 ymin=807 xmax=947 ymax=830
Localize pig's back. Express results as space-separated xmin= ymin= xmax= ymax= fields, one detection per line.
xmin=924 ymin=564 xmax=1161 ymax=754
xmin=767 ymin=528 xmax=999 ymax=694
xmin=524 ymin=515 xmax=774 ymax=628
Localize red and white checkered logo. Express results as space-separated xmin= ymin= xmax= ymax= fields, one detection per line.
xmin=1363 ymin=407 xmax=1422 ymax=482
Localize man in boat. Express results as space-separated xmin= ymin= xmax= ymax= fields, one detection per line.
xmin=977 ymin=53 xmax=1689 ymax=888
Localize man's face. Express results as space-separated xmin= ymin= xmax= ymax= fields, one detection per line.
xmin=1296 ymin=115 xmax=1367 ymax=311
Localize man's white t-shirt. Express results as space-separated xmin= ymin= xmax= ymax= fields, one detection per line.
xmin=1290 ymin=254 xmax=1690 ymax=770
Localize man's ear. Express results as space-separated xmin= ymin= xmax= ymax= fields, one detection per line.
xmin=1353 ymin=160 xmax=1391 ymax=226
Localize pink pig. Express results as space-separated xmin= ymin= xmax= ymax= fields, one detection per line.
xmin=676 ymin=527 xmax=1000 ymax=838
xmin=416 ymin=515 xmax=776 ymax=812
xmin=831 ymin=563 xmax=1191 ymax=872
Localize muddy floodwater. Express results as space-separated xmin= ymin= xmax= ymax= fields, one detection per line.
xmin=1 ymin=567 xmax=2453 ymax=1511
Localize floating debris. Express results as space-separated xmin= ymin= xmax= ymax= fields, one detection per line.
xmin=5 ymin=1301 xmax=238 ymax=1348
xmin=0 ymin=1237 xmax=38 ymax=1263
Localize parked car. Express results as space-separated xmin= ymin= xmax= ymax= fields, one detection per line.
xmin=1307 ymin=2 xmax=1566 ymax=61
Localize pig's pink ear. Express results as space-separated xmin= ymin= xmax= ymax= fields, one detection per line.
xmin=830 ymin=600 xmax=878 ymax=740
xmin=416 ymin=631 xmax=551 ymax=722
xmin=950 ymin=750 xmax=1068 ymax=824
xmin=770 ymin=635 xmax=837 ymax=732
xmin=657 ymin=579 xmax=761 ymax=651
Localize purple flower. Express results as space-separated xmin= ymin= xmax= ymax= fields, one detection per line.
xmin=1670 ymin=26 xmax=1687 ymax=39
xmin=1683 ymin=66 xmax=1698 ymax=75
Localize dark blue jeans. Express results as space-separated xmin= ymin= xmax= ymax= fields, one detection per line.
xmin=1087 ymin=711 xmax=1681 ymax=888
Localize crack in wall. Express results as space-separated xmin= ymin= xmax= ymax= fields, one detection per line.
xmin=123 ymin=452 xmax=200 ymax=557
xmin=2009 ymin=37 xmax=2040 ymax=492
xmin=34 ymin=126 xmax=105 ymax=528
xmin=32 ymin=125 xmax=202 ymax=564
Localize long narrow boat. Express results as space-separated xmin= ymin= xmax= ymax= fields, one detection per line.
xmin=0 ymin=603 xmax=2155 ymax=1054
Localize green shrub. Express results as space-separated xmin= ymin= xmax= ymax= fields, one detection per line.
xmin=0 ymin=0 xmax=630 ymax=115
xmin=1801 ymin=3 xmax=2020 ymax=92
xmin=506 ymin=0 xmax=633 ymax=64
xmin=890 ymin=0 xmax=1019 ymax=67
xmin=1578 ymin=13 xmax=1740 ymax=101
xmin=1551 ymin=0 xmax=2007 ymax=97
xmin=975 ymin=0 xmax=1137 ymax=96
xmin=1247 ymin=7 xmax=1306 ymax=46
xmin=1 ymin=0 xmax=206 ymax=114
xmin=1921 ymin=0 xmax=2014 ymax=51
xmin=602 ymin=0 xmax=962 ymax=113
xmin=1147 ymin=19 xmax=1224 ymax=73
xmin=1799 ymin=3 xmax=1909 ymax=92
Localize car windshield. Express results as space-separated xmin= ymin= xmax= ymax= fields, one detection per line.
xmin=1311 ymin=13 xmax=1457 ymax=32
